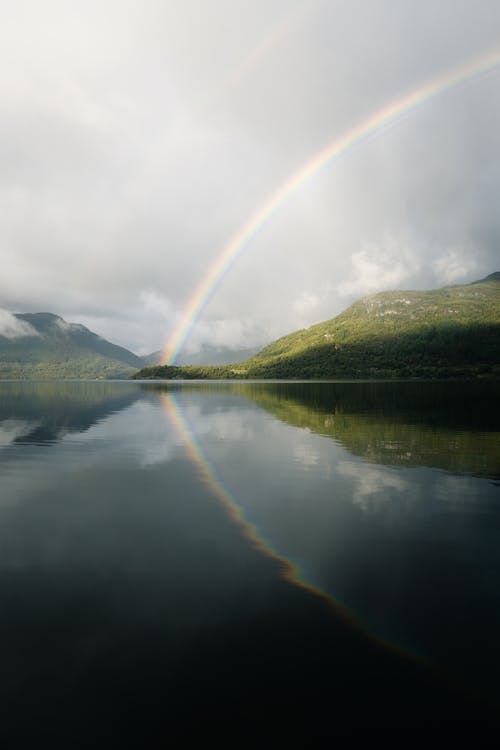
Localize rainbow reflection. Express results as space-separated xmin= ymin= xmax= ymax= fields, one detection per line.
xmin=159 ymin=387 xmax=425 ymax=664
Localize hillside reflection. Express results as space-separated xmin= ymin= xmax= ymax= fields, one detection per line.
xmin=238 ymin=381 xmax=500 ymax=479
xmin=0 ymin=381 xmax=140 ymax=445
xmin=143 ymin=380 xmax=500 ymax=479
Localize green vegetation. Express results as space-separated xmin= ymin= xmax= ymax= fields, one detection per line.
xmin=133 ymin=273 xmax=500 ymax=380
xmin=0 ymin=313 xmax=142 ymax=379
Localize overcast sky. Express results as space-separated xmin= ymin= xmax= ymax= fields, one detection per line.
xmin=1 ymin=0 xmax=499 ymax=355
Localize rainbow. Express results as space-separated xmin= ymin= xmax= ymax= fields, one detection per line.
xmin=162 ymin=49 xmax=500 ymax=364
xmin=220 ymin=1 xmax=312 ymax=96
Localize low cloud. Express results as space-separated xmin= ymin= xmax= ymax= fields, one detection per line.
xmin=0 ymin=311 xmax=39 ymax=339
xmin=336 ymin=243 xmax=419 ymax=299
xmin=186 ymin=317 xmax=266 ymax=353
xmin=432 ymin=249 xmax=480 ymax=285
xmin=292 ymin=291 xmax=320 ymax=317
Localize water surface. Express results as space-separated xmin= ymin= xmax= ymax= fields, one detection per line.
xmin=0 ymin=380 xmax=499 ymax=743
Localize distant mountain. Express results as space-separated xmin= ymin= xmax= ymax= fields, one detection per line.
xmin=141 ymin=350 xmax=163 ymax=367
xmin=177 ymin=345 xmax=261 ymax=366
xmin=0 ymin=312 xmax=143 ymax=379
xmin=141 ymin=345 xmax=261 ymax=367
xmin=133 ymin=273 xmax=500 ymax=380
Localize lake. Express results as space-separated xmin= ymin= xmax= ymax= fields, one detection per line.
xmin=0 ymin=379 xmax=499 ymax=744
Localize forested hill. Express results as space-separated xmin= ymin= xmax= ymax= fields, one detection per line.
xmin=133 ymin=273 xmax=500 ymax=380
xmin=0 ymin=313 xmax=143 ymax=379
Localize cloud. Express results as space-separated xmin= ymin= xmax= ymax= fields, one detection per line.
xmin=185 ymin=317 xmax=266 ymax=353
xmin=0 ymin=1 xmax=499 ymax=353
xmin=0 ymin=310 xmax=39 ymax=339
xmin=292 ymin=291 xmax=320 ymax=317
xmin=336 ymin=243 xmax=420 ymax=299
xmin=432 ymin=249 xmax=480 ymax=285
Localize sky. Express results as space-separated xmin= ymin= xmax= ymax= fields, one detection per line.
xmin=1 ymin=0 xmax=500 ymax=357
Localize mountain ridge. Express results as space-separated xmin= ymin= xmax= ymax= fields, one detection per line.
xmin=0 ymin=312 xmax=143 ymax=379
xmin=133 ymin=273 xmax=500 ymax=380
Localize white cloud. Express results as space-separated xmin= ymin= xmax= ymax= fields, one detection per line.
xmin=336 ymin=243 xmax=419 ymax=299
xmin=0 ymin=310 xmax=39 ymax=339
xmin=292 ymin=291 xmax=320 ymax=317
xmin=0 ymin=1 xmax=499 ymax=353
xmin=186 ymin=317 xmax=266 ymax=353
xmin=431 ymin=249 xmax=480 ymax=285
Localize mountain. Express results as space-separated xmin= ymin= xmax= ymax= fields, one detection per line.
xmin=133 ymin=273 xmax=500 ymax=380
xmin=177 ymin=345 xmax=261 ymax=366
xmin=141 ymin=345 xmax=261 ymax=367
xmin=141 ymin=350 xmax=163 ymax=367
xmin=0 ymin=312 xmax=143 ymax=379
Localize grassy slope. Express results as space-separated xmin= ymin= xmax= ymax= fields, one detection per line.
xmin=133 ymin=274 xmax=500 ymax=379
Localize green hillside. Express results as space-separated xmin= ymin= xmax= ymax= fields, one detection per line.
xmin=0 ymin=313 xmax=143 ymax=379
xmin=134 ymin=273 xmax=500 ymax=380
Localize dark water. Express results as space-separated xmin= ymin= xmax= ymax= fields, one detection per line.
xmin=0 ymin=380 xmax=499 ymax=744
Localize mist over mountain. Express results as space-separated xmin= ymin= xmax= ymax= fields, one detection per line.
xmin=176 ymin=345 xmax=261 ymax=367
xmin=0 ymin=312 xmax=143 ymax=379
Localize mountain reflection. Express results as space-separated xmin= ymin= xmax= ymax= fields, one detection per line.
xmin=214 ymin=380 xmax=500 ymax=479
xmin=0 ymin=381 xmax=140 ymax=445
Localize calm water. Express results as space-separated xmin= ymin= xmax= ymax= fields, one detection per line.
xmin=0 ymin=379 xmax=499 ymax=743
